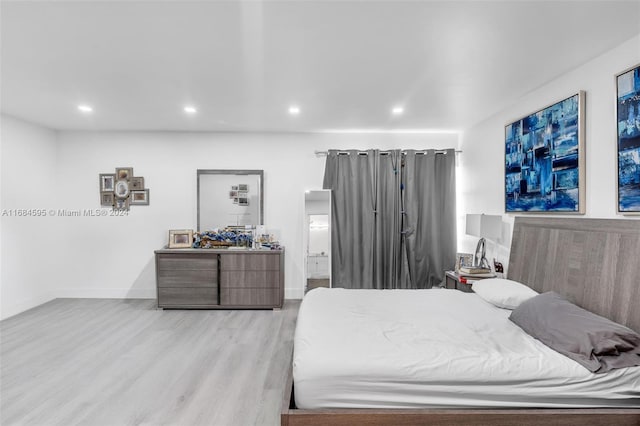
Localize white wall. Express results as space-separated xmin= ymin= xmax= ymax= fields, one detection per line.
xmin=1 ymin=115 xmax=59 ymax=319
xmin=459 ymin=34 xmax=640 ymax=265
xmin=50 ymin=131 xmax=459 ymax=303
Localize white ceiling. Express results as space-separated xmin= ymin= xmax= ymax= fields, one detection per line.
xmin=1 ymin=1 xmax=639 ymax=132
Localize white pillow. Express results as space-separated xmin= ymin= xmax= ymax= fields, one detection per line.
xmin=472 ymin=278 xmax=538 ymax=309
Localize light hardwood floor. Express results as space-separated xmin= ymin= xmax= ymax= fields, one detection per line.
xmin=1 ymin=299 xmax=300 ymax=426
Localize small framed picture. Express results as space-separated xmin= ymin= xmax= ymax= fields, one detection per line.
xmin=114 ymin=179 xmax=130 ymax=198
xmin=100 ymin=174 xmax=115 ymax=191
xmin=129 ymin=176 xmax=144 ymax=190
xmin=168 ymin=229 xmax=193 ymax=248
xmin=231 ymin=185 xmax=239 ymax=190
xmin=238 ymin=184 xmax=248 ymax=191
xmin=114 ymin=197 xmax=130 ymax=211
xmin=229 ymin=190 xmax=238 ymax=198
xmin=116 ymin=167 xmax=133 ymax=180
xmin=455 ymin=253 xmax=474 ymax=272
xmin=130 ymin=189 xmax=149 ymax=205
xmin=100 ymin=191 xmax=115 ymax=207
xmin=238 ymin=197 xmax=249 ymax=206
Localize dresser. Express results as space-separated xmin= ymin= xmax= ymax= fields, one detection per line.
xmin=155 ymin=248 xmax=284 ymax=309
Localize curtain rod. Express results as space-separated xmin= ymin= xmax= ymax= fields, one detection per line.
xmin=314 ymin=149 xmax=462 ymax=156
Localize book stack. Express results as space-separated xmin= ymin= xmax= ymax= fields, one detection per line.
xmin=458 ymin=266 xmax=495 ymax=278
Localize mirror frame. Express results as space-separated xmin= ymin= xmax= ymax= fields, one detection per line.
xmin=303 ymin=189 xmax=332 ymax=290
xmin=197 ymin=169 xmax=264 ymax=231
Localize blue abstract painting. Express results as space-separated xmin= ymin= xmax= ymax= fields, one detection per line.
xmin=505 ymin=93 xmax=584 ymax=213
xmin=617 ymin=64 xmax=640 ymax=213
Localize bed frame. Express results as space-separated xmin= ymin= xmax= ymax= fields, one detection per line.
xmin=281 ymin=217 xmax=640 ymax=425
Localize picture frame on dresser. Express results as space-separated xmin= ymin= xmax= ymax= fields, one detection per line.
xmin=616 ymin=63 xmax=640 ymax=214
xmin=454 ymin=252 xmax=473 ymax=273
xmin=168 ymin=229 xmax=193 ymax=248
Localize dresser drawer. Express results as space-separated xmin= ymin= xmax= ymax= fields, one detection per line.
xmin=157 ymin=253 xmax=218 ymax=287
xmin=157 ymin=268 xmax=217 ymax=287
xmin=220 ymin=288 xmax=280 ymax=307
xmin=158 ymin=287 xmax=218 ymax=307
xmin=220 ymin=271 xmax=280 ymax=289
xmin=157 ymin=253 xmax=217 ymax=271
xmin=220 ymin=253 xmax=280 ymax=271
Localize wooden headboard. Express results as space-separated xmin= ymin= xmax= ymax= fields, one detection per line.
xmin=508 ymin=217 xmax=640 ymax=332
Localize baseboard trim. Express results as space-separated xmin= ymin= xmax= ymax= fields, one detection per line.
xmin=4 ymin=286 xmax=300 ymax=319
xmin=55 ymin=288 xmax=156 ymax=299
xmin=1 ymin=292 xmax=57 ymax=320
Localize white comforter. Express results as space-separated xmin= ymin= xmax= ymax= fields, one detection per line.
xmin=293 ymin=288 xmax=640 ymax=408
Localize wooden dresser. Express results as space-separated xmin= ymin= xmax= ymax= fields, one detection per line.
xmin=155 ymin=248 xmax=284 ymax=310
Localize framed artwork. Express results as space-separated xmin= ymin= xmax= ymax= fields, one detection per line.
xmin=455 ymin=253 xmax=474 ymax=272
xmin=238 ymin=197 xmax=249 ymax=206
xmin=100 ymin=191 xmax=115 ymax=207
xmin=616 ymin=63 xmax=640 ymax=214
xmin=114 ymin=197 xmax=129 ymax=211
xmin=130 ymin=189 xmax=149 ymax=205
xmin=168 ymin=229 xmax=193 ymax=248
xmin=114 ymin=179 xmax=130 ymax=198
xmin=116 ymin=167 xmax=133 ymax=180
xmin=99 ymin=174 xmax=115 ymax=192
xmin=504 ymin=91 xmax=585 ymax=213
xmin=238 ymin=184 xmax=249 ymax=191
xmin=129 ymin=176 xmax=144 ymax=190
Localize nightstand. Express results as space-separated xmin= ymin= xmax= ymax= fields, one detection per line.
xmin=445 ymin=270 xmax=495 ymax=293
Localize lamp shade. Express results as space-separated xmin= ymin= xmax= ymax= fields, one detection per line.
xmin=466 ymin=214 xmax=501 ymax=240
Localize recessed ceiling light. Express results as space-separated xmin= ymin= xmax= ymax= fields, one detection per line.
xmin=288 ymin=106 xmax=300 ymax=115
xmin=77 ymin=105 xmax=93 ymax=113
xmin=184 ymin=106 xmax=197 ymax=114
xmin=392 ymin=106 xmax=404 ymax=116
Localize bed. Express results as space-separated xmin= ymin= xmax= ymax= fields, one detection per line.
xmin=281 ymin=217 xmax=640 ymax=425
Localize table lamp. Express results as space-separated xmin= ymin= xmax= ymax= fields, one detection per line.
xmin=465 ymin=214 xmax=502 ymax=269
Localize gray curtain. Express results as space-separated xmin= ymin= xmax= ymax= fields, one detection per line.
xmin=323 ymin=148 xmax=456 ymax=289
xmin=322 ymin=149 xmax=401 ymax=289
xmin=400 ymin=149 xmax=457 ymax=288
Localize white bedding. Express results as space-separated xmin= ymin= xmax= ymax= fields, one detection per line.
xmin=293 ymin=288 xmax=640 ymax=409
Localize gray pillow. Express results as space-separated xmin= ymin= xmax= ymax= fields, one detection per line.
xmin=509 ymin=291 xmax=640 ymax=373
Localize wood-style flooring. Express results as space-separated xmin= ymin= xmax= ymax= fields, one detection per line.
xmin=1 ymin=298 xmax=299 ymax=426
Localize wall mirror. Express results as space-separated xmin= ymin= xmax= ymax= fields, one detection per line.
xmin=197 ymin=169 xmax=264 ymax=231
xmin=303 ymin=190 xmax=331 ymax=291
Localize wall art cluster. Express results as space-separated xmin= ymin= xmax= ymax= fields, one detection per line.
xmin=99 ymin=167 xmax=149 ymax=210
